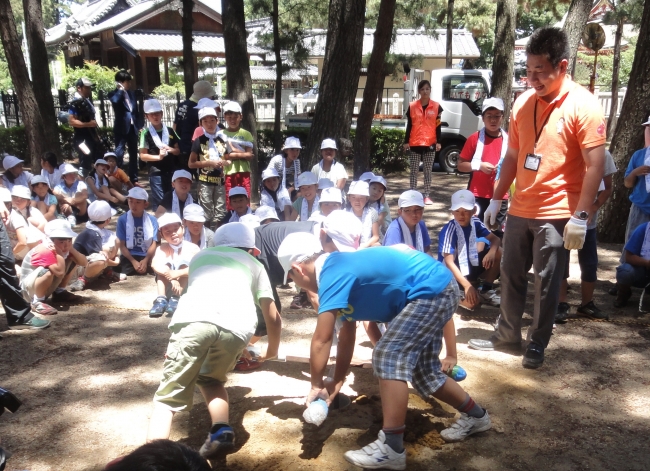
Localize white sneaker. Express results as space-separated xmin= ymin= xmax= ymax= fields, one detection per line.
xmin=440 ymin=411 xmax=492 ymax=442
xmin=344 ymin=431 xmax=406 ymax=470
xmin=479 ymin=289 xmax=500 ymax=308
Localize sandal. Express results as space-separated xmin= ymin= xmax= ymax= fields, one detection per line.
xmin=31 ymin=301 xmax=57 ymax=316
xmin=234 ymin=358 xmax=262 ymax=372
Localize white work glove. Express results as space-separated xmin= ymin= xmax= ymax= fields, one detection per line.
xmin=483 ymin=199 xmax=503 ymax=231
xmin=563 ymin=216 xmax=587 ymax=250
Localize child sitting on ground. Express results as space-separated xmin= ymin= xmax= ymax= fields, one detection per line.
xmin=183 ymin=203 xmax=215 ymax=249
xmin=40 ymin=152 xmax=62 ymax=189
xmin=614 ymin=220 xmax=650 ymax=308
xmin=221 ymin=186 xmax=252 ymax=224
xmin=266 ymin=136 xmax=302 ymax=193
xmin=309 ymin=187 xmax=343 ymax=224
xmin=255 ymin=205 xmax=280 ymax=226
xmin=346 ymin=180 xmax=380 ymax=248
xmin=384 ymin=190 xmax=431 ymax=254
xmin=115 ymin=187 xmax=158 ymax=276
xmin=438 ymin=190 xmax=501 ymax=310
xmin=149 ymin=213 xmax=200 ymax=318
xmin=317 ymin=178 xmax=334 ymax=197
xmin=86 ymin=158 xmax=127 ymax=208
xmin=20 ymin=219 xmax=87 ymax=316
xmin=69 ymin=200 xmax=125 ymax=291
xmin=105 ymin=152 xmax=133 ymax=195
xmin=8 ymin=185 xmax=47 ymax=262
xmin=221 ymin=101 xmax=254 ymax=204
xmin=154 ymin=170 xmax=194 ymax=219
xmin=260 ymin=168 xmax=292 ymax=220
xmin=54 ymin=163 xmax=88 ymax=226
xmin=30 ymin=175 xmax=59 ymax=222
xmin=368 ymin=175 xmax=391 ymax=242
xmin=2 ymin=155 xmax=33 ymax=191
xmin=146 ymin=222 xmax=281 ymax=461
xmin=290 ymin=172 xmax=319 ymax=221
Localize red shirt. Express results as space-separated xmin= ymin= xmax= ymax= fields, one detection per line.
xmin=459 ymin=131 xmax=508 ymax=200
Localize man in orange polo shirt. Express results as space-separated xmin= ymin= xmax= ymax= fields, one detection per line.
xmin=468 ymin=27 xmax=606 ymax=369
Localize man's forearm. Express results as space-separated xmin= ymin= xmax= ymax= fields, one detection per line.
xmin=492 ymin=152 xmax=517 ymax=199
xmin=576 ymin=165 xmax=605 ymax=215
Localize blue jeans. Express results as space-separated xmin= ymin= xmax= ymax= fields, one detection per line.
xmin=616 ymin=263 xmax=650 ymax=289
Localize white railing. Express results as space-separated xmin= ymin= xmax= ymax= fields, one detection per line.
xmin=596 ymin=89 xmax=626 ymax=118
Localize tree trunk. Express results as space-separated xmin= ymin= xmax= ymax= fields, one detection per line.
xmin=0 ymin=0 xmax=48 ymax=171
xmin=598 ymin=0 xmax=650 ymax=243
xmin=182 ymin=0 xmax=195 ymax=99
xmin=303 ymin=0 xmax=367 ymax=168
xmin=607 ymin=16 xmax=624 ymax=139
xmin=272 ymin=0 xmax=282 ymax=153
xmin=445 ymin=0 xmax=454 ymax=69
xmin=222 ymin=0 xmax=259 ymax=201
xmin=23 ymin=0 xmax=60 ymax=164
xmin=564 ymin=0 xmax=592 ymax=77
xmin=353 ymin=0 xmax=396 ymax=178
xmin=374 ymin=85 xmax=384 ymax=115
xmin=490 ymin=0 xmax=516 ymax=129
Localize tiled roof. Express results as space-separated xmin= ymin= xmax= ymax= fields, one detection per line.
xmin=248 ymin=65 xmax=319 ymax=81
xmin=46 ymin=0 xmax=121 ymax=43
xmin=80 ymin=0 xmax=165 ymax=37
xmin=115 ymin=31 xmax=265 ymax=56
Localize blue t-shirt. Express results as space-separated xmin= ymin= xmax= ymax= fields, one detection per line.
xmin=625 ymin=148 xmax=650 ymax=213
xmin=317 ymin=246 xmax=453 ymax=323
xmin=116 ymin=212 xmax=158 ymax=257
xmin=383 ymin=219 xmax=431 ymax=250
xmin=437 ymin=217 xmax=491 ymax=265
xmin=624 ymin=222 xmax=649 ymax=256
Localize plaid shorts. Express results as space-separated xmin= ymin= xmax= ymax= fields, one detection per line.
xmin=373 ymin=280 xmax=459 ymax=397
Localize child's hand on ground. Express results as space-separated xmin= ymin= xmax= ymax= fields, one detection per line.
xmin=464 ymin=285 xmax=480 ymax=306
xmin=441 ymin=356 xmax=457 ymax=373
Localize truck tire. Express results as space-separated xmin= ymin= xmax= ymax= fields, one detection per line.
xmin=437 ymin=143 xmax=463 ymax=173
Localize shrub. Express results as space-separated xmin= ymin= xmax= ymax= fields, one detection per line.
xmin=61 ymin=61 xmax=121 ymax=94
xmin=151 ymin=83 xmax=185 ymax=100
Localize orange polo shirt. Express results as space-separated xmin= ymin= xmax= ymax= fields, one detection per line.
xmin=508 ymin=78 xmax=606 ymax=219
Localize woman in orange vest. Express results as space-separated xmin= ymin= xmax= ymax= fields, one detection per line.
xmin=403 ymin=80 xmax=443 ymax=205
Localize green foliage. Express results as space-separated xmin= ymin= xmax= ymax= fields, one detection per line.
xmin=575 ymin=35 xmax=638 ymax=91
xmin=516 ymin=1 xmax=569 ymax=39
xmin=61 ymin=61 xmax=120 ymax=92
xmin=151 ymin=83 xmax=185 ymax=99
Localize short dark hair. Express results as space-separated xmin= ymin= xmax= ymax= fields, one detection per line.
xmin=526 ymin=27 xmax=570 ymax=68
xmin=105 ymin=440 xmax=210 ymax=471
xmin=41 ymin=152 xmax=58 ymax=168
xmin=115 ymin=70 xmax=133 ymax=83
xmin=417 ymin=79 xmax=431 ymax=91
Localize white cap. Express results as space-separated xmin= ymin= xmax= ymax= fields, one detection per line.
xmin=61 ymin=163 xmax=79 ymax=175
xmin=75 ymin=77 xmax=93 ymax=87
xmin=10 ymin=185 xmax=31 ymax=199
xmin=398 ymin=190 xmax=424 ymax=208
xmin=369 ymin=175 xmax=387 ymax=189
xmin=450 ymin=189 xmax=477 ymax=211
xmin=320 ymin=138 xmax=337 ymax=150
xmin=318 ymin=178 xmax=334 ymax=190
xmin=0 ymin=187 xmax=12 ymax=202
xmin=94 ymin=159 xmax=109 ymax=167
xmin=214 ymin=222 xmax=260 ymax=256
xmin=297 ymin=171 xmax=318 ymax=187
xmin=348 ymin=180 xmax=369 ymax=196
xmin=157 ymin=212 xmax=182 ymax=228
xmin=194 ymin=98 xmax=220 ymax=110
xmin=282 ymin=136 xmax=302 ymax=149
xmin=87 ymin=200 xmax=112 ymax=221
xmin=642 ymin=115 xmax=650 ymax=126
xmin=239 ymin=214 xmax=260 ymax=228
xmin=319 ymin=187 xmax=342 ymax=204
xmin=172 ymin=169 xmax=192 ymax=182
xmin=2 ymin=155 xmax=23 ymax=170
xmin=482 ymin=97 xmax=505 ymax=114
xmin=183 ymin=203 xmax=206 ymax=222
xmin=198 ymin=107 xmax=218 ymax=121
xmin=262 ymin=168 xmax=280 ymax=181
xmin=255 ymin=205 xmax=280 ymax=222
xmin=278 ymin=232 xmax=322 ymax=284
xmin=104 ymin=152 xmax=118 ymax=160
xmin=45 ymin=219 xmax=76 ymax=239
xmin=323 ymin=210 xmax=361 ymax=252
xmin=30 ymin=175 xmax=49 ymax=187
xmin=223 ymin=101 xmax=242 ymax=113
xmin=127 ymin=187 xmax=148 ymax=201
xmin=359 ymin=172 xmax=375 ymax=182
xmin=143 ymin=99 xmax=163 ymax=114
xmin=229 ymin=186 xmax=248 ymax=198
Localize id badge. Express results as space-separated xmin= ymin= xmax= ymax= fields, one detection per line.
xmin=524 ymin=153 xmax=542 ymax=171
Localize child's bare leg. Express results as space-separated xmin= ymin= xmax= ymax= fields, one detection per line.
xmin=108 ymin=176 xmax=122 ymax=192
xmin=363 ymin=321 xmax=382 ymax=346
xmin=75 ymin=200 xmax=88 ymax=216
xmin=60 ymin=204 xmax=73 ymax=216
xmin=198 ymin=382 xmax=229 ymax=424
xmin=157 ymin=278 xmax=171 ymax=297
xmin=84 ymin=260 xmax=107 ymax=279
xmin=432 ymin=377 xmax=471 ymax=408
xmin=109 ymin=188 xmax=127 ymax=204
xmin=34 ymin=271 xmax=55 ymax=299
xmin=147 ymin=404 xmax=175 ymax=441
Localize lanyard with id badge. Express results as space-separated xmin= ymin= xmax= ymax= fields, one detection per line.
xmin=525 ymin=100 xmax=557 ymax=172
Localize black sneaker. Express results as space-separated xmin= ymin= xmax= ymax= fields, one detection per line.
xmin=555 ymin=302 xmax=570 ymax=324
xmin=522 ymin=343 xmax=544 ymax=369
xmin=577 ymin=301 xmax=608 ymax=320
xmin=149 ymin=296 xmax=168 ymax=318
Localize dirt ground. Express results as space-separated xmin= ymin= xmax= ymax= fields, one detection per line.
xmin=1 ymin=168 xmax=649 ymax=471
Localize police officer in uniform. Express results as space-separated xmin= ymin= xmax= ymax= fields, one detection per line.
xmin=68 ymin=77 xmax=104 ymax=177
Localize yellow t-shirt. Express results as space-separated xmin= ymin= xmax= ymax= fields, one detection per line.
xmin=222 ymin=128 xmax=254 ymax=175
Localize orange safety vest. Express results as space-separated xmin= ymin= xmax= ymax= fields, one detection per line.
xmin=408 ymin=100 xmax=439 ymax=147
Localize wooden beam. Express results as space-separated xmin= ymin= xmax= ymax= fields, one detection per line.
xmin=164 ymin=56 xmax=169 ymax=84
xmin=139 ymin=54 xmax=148 ymax=92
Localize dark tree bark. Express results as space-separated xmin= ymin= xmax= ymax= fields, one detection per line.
xmin=445 ymin=0 xmax=454 ymax=69
xmin=490 ymin=0 xmax=516 ymax=129
xmin=607 ymin=16 xmax=624 ymax=139
xmin=272 ymin=0 xmax=282 ymax=153
xmin=0 ymin=0 xmax=48 ymax=170
xmin=304 ymin=0 xmax=367 ymax=168
xmin=222 ymin=0 xmax=259 ymax=201
xmin=353 ymin=0 xmax=396 ymax=178
xmin=598 ymin=0 xmax=650 ymax=243
xmin=23 ymin=0 xmax=61 ymax=163
xmin=182 ymin=0 xmax=195 ymax=99
xmin=564 ymin=0 xmax=592 ymax=77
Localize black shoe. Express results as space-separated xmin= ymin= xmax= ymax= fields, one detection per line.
xmin=522 ymin=343 xmax=544 ymax=369
xmin=555 ymin=302 xmax=570 ymax=324
xmin=608 ymin=287 xmax=618 ymax=296
xmin=468 ymin=336 xmax=521 ymax=353
xmin=614 ymin=286 xmax=632 ymax=308
xmin=0 ymin=387 xmax=22 ymax=414
xmin=577 ymin=301 xmax=608 ymax=320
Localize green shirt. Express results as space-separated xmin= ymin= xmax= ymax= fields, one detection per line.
xmin=222 ymin=128 xmax=254 ymax=175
